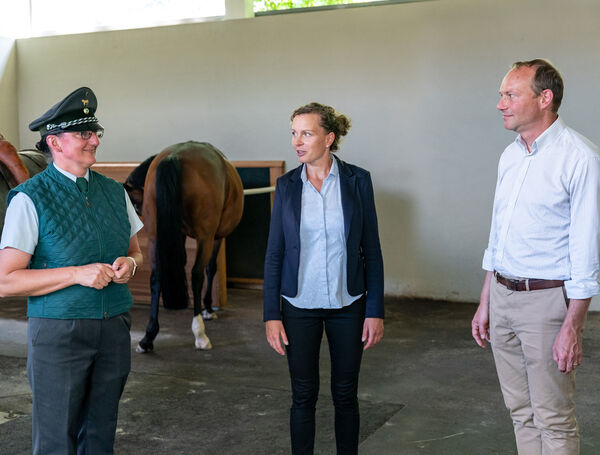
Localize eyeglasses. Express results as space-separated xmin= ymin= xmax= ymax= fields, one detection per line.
xmin=60 ymin=129 xmax=104 ymax=140
xmin=77 ymin=129 xmax=104 ymax=140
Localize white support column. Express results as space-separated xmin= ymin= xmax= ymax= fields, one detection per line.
xmin=224 ymin=0 xmax=254 ymax=19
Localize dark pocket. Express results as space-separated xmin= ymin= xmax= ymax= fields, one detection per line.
xmin=28 ymin=318 xmax=43 ymax=347
xmin=119 ymin=312 xmax=132 ymax=330
xmin=29 ymin=318 xmax=75 ymax=347
xmin=562 ymin=286 xmax=569 ymax=308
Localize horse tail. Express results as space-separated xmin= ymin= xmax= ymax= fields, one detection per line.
xmin=125 ymin=153 xmax=157 ymax=190
xmin=155 ymin=153 xmax=189 ymax=309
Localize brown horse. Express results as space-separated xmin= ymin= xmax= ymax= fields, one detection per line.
xmin=0 ymin=135 xmax=48 ymax=234
xmin=0 ymin=135 xmax=31 ymax=185
xmin=125 ymin=141 xmax=244 ymax=352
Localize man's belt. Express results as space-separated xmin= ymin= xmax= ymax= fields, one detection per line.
xmin=495 ymin=272 xmax=564 ymax=292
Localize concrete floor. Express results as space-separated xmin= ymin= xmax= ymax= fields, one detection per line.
xmin=1 ymin=289 xmax=599 ymax=454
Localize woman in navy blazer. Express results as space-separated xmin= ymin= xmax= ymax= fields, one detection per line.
xmin=264 ymin=103 xmax=384 ymax=455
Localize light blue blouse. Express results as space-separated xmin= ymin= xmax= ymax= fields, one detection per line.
xmin=283 ymin=157 xmax=362 ymax=309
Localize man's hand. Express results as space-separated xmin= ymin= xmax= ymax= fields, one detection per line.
xmin=553 ymin=323 xmax=582 ymax=374
xmin=553 ymin=298 xmax=590 ymax=374
xmin=472 ymin=271 xmax=493 ymax=348
xmin=472 ymin=301 xmax=490 ymax=348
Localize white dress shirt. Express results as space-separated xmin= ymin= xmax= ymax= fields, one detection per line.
xmin=284 ymin=157 xmax=362 ymax=309
xmin=0 ymin=162 xmax=143 ymax=254
xmin=483 ymin=117 xmax=600 ymax=299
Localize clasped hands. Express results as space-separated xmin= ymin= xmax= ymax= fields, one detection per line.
xmin=76 ymin=257 xmax=136 ymax=289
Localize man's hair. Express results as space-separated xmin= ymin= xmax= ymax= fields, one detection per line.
xmin=512 ymin=59 xmax=564 ymax=113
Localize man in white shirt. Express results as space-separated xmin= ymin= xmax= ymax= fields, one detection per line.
xmin=472 ymin=59 xmax=600 ymax=454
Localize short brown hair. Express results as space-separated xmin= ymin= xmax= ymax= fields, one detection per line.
xmin=512 ymin=59 xmax=564 ymax=113
xmin=291 ymin=102 xmax=351 ymax=152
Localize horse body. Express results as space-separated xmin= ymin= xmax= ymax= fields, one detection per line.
xmin=0 ymin=138 xmax=30 ymax=186
xmin=0 ymin=137 xmax=47 ymax=234
xmin=131 ymin=141 xmax=243 ymax=352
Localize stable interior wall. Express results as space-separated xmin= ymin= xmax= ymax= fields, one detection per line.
xmin=12 ymin=0 xmax=600 ymax=307
xmin=0 ymin=36 xmax=18 ymax=144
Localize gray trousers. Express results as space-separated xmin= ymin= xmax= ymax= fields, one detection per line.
xmin=27 ymin=313 xmax=131 ymax=455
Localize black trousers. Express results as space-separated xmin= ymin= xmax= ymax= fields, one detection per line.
xmin=282 ymin=296 xmax=365 ymax=455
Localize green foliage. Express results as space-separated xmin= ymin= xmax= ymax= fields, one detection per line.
xmin=254 ymin=0 xmax=380 ymax=12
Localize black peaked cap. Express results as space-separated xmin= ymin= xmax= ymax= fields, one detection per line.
xmin=29 ymin=86 xmax=103 ymax=135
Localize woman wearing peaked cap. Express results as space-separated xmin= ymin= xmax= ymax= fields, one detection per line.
xmin=0 ymin=87 xmax=144 ymax=454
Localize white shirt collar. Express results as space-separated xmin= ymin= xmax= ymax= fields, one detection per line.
xmin=53 ymin=162 xmax=89 ymax=182
xmin=515 ymin=116 xmax=565 ymax=155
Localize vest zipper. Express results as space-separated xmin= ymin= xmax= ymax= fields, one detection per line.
xmin=83 ymin=187 xmax=108 ymax=318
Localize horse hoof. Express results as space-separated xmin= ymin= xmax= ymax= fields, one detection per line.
xmin=202 ymin=309 xmax=218 ymax=320
xmin=136 ymin=343 xmax=152 ymax=354
xmin=195 ymin=336 xmax=213 ymax=350
xmin=192 ymin=315 xmax=212 ymax=350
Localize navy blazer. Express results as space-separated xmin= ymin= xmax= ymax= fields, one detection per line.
xmin=263 ymin=156 xmax=384 ymax=321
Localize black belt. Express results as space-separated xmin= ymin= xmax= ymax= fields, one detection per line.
xmin=495 ymin=272 xmax=564 ymax=292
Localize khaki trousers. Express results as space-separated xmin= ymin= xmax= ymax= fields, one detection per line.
xmin=490 ymin=278 xmax=578 ymax=455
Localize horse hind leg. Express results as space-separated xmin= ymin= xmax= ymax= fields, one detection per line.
xmin=201 ymin=238 xmax=222 ymax=321
xmin=137 ymin=269 xmax=161 ymax=353
xmin=191 ymin=239 xmax=212 ymax=350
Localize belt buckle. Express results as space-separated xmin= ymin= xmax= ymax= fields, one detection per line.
xmin=506 ymin=279 xmax=519 ymax=291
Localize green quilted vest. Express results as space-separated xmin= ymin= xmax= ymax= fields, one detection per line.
xmin=8 ymin=164 xmax=133 ymax=319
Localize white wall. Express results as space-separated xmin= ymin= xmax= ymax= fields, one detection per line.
xmin=12 ymin=0 xmax=600 ymax=306
xmin=0 ymin=36 xmax=18 ymax=144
